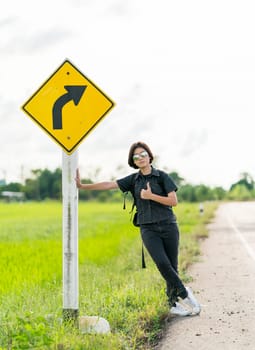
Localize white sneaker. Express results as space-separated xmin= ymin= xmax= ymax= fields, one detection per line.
xmin=182 ymin=287 xmax=201 ymax=315
xmin=170 ymin=302 xmax=192 ymax=316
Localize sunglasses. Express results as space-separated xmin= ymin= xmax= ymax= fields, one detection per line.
xmin=133 ymin=150 xmax=148 ymax=161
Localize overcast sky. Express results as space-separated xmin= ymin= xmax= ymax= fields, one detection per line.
xmin=1 ymin=0 xmax=255 ymax=189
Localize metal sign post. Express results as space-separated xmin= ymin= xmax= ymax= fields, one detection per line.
xmin=62 ymin=150 xmax=79 ymax=326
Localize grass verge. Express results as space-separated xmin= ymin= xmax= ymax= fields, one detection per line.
xmin=0 ymin=201 xmax=218 ymax=349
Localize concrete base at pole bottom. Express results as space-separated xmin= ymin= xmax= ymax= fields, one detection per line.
xmin=79 ymin=316 xmax=111 ymax=334
xmin=46 ymin=312 xmax=111 ymax=334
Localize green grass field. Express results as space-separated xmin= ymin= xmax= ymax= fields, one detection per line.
xmin=0 ymin=201 xmax=217 ymax=349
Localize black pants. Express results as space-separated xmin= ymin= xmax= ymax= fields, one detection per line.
xmin=140 ymin=219 xmax=187 ymax=305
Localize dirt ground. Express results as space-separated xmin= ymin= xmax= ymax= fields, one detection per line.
xmin=155 ymin=202 xmax=255 ymax=350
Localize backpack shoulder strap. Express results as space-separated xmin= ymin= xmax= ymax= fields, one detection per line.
xmin=123 ymin=173 xmax=138 ymax=210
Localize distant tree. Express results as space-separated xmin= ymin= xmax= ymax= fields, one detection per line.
xmin=3 ymin=166 xmax=254 ymax=202
xmin=178 ymin=184 xmax=196 ymax=202
xmin=169 ymin=171 xmax=185 ymax=187
xmin=212 ymin=186 xmax=226 ymax=200
xmin=52 ymin=168 xmax=62 ymax=199
xmin=178 ymin=183 xmax=226 ymax=202
xmin=39 ymin=169 xmax=52 ymax=199
xmin=230 ymin=172 xmax=254 ymax=192
xmin=31 ymin=169 xmax=41 ymax=200
xmin=227 ymin=184 xmax=253 ymax=201
xmin=194 ymin=184 xmax=212 ymax=202
xmin=2 ymin=182 xmax=23 ymax=192
xmin=23 ymin=168 xmax=62 ymax=200
xmin=24 ymin=178 xmax=39 ymax=200
xmin=39 ymin=168 xmax=62 ymax=199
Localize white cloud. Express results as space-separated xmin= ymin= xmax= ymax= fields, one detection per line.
xmin=1 ymin=0 xmax=255 ymax=189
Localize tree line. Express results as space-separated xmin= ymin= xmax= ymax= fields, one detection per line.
xmin=0 ymin=168 xmax=254 ymax=202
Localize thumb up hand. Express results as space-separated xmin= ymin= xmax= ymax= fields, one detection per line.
xmin=140 ymin=182 xmax=152 ymax=200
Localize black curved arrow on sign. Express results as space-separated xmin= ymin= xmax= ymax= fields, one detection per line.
xmin=52 ymin=85 xmax=87 ymax=129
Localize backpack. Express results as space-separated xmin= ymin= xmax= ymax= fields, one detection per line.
xmin=122 ymin=173 xmax=139 ymax=226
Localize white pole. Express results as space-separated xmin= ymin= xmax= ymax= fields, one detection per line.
xmin=62 ymin=149 xmax=79 ymax=326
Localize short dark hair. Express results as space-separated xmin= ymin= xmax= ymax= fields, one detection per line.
xmin=128 ymin=141 xmax=154 ymax=169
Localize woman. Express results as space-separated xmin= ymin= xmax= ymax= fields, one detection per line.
xmin=75 ymin=141 xmax=201 ymax=316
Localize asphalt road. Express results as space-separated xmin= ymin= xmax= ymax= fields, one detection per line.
xmin=155 ymin=201 xmax=255 ymax=350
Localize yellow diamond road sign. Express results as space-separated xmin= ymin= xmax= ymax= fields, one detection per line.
xmin=22 ymin=60 xmax=115 ymax=154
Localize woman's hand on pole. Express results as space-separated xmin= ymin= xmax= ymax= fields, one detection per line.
xmin=75 ymin=169 xmax=83 ymax=189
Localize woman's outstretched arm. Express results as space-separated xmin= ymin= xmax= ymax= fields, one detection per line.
xmin=75 ymin=169 xmax=119 ymax=190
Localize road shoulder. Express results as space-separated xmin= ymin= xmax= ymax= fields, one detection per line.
xmin=155 ymin=204 xmax=255 ymax=350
